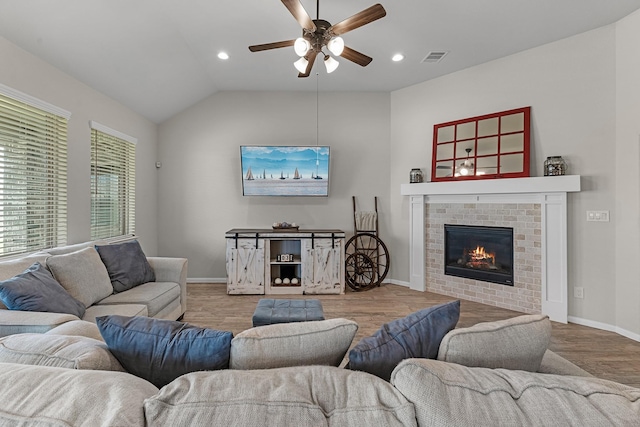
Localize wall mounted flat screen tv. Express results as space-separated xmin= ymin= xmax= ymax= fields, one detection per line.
xmin=240 ymin=146 xmax=330 ymax=196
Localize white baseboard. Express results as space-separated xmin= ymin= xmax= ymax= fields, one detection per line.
xmin=568 ymin=316 xmax=640 ymax=343
xmin=191 ymin=278 xmax=413 ymax=287
xmin=388 ymin=279 xmax=411 ymax=288
xmin=187 ymin=278 xmax=226 ymax=284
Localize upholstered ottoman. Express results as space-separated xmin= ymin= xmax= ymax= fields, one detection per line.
xmin=252 ymin=299 xmax=325 ymax=327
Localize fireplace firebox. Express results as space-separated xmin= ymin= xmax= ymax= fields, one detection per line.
xmin=444 ymin=224 xmax=514 ymax=286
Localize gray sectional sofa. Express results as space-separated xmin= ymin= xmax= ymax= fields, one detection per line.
xmin=0 ymin=313 xmax=638 ymax=426
xmin=0 ymin=240 xmax=187 ymax=337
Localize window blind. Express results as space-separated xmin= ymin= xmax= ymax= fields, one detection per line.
xmin=0 ymin=93 xmax=68 ymax=257
xmin=90 ymin=125 xmax=135 ymax=240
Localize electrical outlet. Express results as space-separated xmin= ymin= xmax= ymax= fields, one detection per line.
xmin=574 ymin=287 xmax=584 ymax=299
xmin=586 ymin=211 xmax=610 ymax=222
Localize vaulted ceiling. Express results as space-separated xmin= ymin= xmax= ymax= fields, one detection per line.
xmin=1 ymin=0 xmax=639 ymax=123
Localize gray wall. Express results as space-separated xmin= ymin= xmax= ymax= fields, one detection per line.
xmin=158 ymin=91 xmax=390 ymax=279
xmin=0 ymin=36 xmax=159 ymax=254
xmin=614 ymin=9 xmax=640 ymax=337
xmin=390 ymin=21 xmax=639 ymax=337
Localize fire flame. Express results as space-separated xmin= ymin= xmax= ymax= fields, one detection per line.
xmin=468 ymin=246 xmax=495 ymax=265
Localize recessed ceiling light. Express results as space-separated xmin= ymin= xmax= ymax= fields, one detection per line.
xmin=218 ymin=52 xmax=229 ymax=60
xmin=392 ymin=53 xmax=404 ymax=62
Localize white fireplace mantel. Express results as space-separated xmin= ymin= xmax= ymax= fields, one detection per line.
xmin=401 ymin=175 xmax=581 ymax=323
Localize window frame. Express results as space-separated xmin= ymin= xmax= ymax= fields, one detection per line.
xmin=90 ymin=121 xmax=136 ymax=241
xmin=0 ymin=84 xmax=70 ymax=258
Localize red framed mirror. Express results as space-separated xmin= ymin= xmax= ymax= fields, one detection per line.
xmin=431 ymin=107 xmax=531 ymax=182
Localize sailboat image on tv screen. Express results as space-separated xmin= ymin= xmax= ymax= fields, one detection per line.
xmin=240 ymin=146 xmax=330 ymax=196
xmin=313 ymin=156 xmax=322 ymax=179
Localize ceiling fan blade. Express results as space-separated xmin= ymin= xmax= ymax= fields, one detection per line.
xmin=329 ymin=4 xmax=386 ymax=36
xmin=281 ymin=0 xmax=316 ymax=31
xmin=249 ymin=40 xmax=296 ymax=52
xmin=340 ymin=46 xmax=373 ymax=67
xmin=298 ymin=50 xmax=318 ymax=78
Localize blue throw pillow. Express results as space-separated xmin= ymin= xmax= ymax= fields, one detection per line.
xmin=96 ymin=315 xmax=233 ymax=388
xmin=0 ymin=262 xmax=85 ymax=318
xmin=348 ymin=300 xmax=460 ymax=381
xmin=95 ymin=240 xmax=156 ymax=293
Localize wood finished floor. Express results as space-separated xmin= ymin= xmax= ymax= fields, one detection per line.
xmin=184 ymin=283 xmax=640 ymax=388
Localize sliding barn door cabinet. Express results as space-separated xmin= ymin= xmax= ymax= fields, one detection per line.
xmin=225 ymin=229 xmax=345 ymax=295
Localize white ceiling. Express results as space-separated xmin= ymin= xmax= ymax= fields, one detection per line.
xmin=1 ymin=0 xmax=639 ymax=123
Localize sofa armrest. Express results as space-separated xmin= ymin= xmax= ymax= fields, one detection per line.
xmin=538 ymin=349 xmax=593 ymax=377
xmin=0 ymin=309 xmax=79 ymax=338
xmin=146 ymin=257 xmax=188 ymax=315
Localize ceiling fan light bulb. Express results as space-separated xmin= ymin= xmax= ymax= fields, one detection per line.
xmin=294 ymin=57 xmax=308 ymax=73
xmin=324 ymin=55 xmax=339 ymax=73
xmin=327 ymin=37 xmax=344 ymax=56
xmin=459 ymin=167 xmax=470 ymax=176
xmin=294 ymin=38 xmax=310 ymax=57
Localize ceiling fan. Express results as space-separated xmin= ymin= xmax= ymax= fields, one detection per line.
xmin=249 ymin=0 xmax=386 ymax=77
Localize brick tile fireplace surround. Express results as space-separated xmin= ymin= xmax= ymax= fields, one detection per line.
xmin=401 ymin=176 xmax=581 ymax=323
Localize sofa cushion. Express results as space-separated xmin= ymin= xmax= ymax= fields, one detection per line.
xmin=437 ymin=314 xmax=551 ymax=372
xmin=230 ymin=318 xmax=358 ymax=370
xmin=0 ymin=362 xmax=158 ymax=426
xmin=0 ymin=262 xmax=85 ymax=318
xmin=391 ymin=358 xmax=640 ymax=427
xmin=83 ymin=303 xmax=148 ymax=323
xmin=96 ymin=281 xmax=179 ymax=317
xmin=348 ymin=300 xmax=460 ymax=381
xmin=96 ymin=240 xmax=156 ymax=293
xmin=0 ymin=333 xmax=123 ymax=371
xmin=96 ymin=315 xmax=233 ymax=388
xmin=539 ymin=349 xmax=593 ymax=377
xmin=144 ymin=366 xmax=417 ymax=427
xmin=46 ymin=247 xmax=113 ymax=307
xmin=0 ymin=310 xmax=78 ymax=338
xmin=46 ymin=319 xmax=105 ymax=341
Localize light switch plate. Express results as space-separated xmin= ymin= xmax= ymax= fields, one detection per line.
xmin=586 ymin=211 xmax=609 ymax=222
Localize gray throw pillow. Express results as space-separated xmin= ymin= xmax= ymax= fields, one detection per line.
xmin=437 ymin=314 xmax=551 ymax=372
xmin=348 ymin=300 xmax=460 ymax=381
xmin=0 ymin=333 xmax=123 ymax=371
xmin=46 ymin=247 xmax=114 ymax=307
xmin=96 ymin=315 xmax=233 ymax=388
xmin=95 ymin=240 xmax=156 ymax=293
xmin=230 ymin=318 xmax=358 ymax=370
xmin=0 ymin=262 xmax=85 ymax=318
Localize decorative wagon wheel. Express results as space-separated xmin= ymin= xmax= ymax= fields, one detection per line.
xmin=345 ymin=252 xmax=377 ymax=291
xmin=344 ymin=232 xmax=390 ymax=290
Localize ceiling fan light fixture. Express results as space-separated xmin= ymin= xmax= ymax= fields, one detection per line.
xmin=327 ymin=37 xmax=344 ymax=56
xmin=294 ymin=37 xmax=310 ymax=57
xmin=294 ymin=57 xmax=309 ymax=73
xmin=324 ymin=55 xmax=339 ymax=73
xmin=456 ymin=147 xmax=474 ymax=176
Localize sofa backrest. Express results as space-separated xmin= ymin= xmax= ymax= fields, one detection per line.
xmin=145 ymin=365 xmax=417 ymax=427
xmin=0 ymin=362 xmax=158 ymax=426
xmin=392 ymin=358 xmax=640 ymax=427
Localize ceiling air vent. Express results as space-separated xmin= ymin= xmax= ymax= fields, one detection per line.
xmin=422 ymin=51 xmax=448 ymax=63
